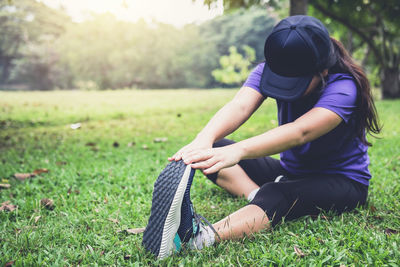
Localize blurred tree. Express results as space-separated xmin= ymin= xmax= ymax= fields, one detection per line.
xmin=212 ymin=45 xmax=255 ymax=86
xmin=57 ymin=9 xmax=274 ymax=90
xmin=203 ymin=0 xmax=263 ymax=10
xmin=58 ymin=14 xmax=217 ymax=89
xmin=200 ymin=6 xmax=275 ymax=62
xmin=0 ymin=2 xmax=275 ymax=90
xmin=203 ymin=0 xmax=400 ymax=98
xmin=58 ymin=14 xmax=133 ymax=89
xmin=290 ymin=0 xmax=308 ymax=15
xmin=199 ymin=6 xmax=275 ymax=87
xmin=310 ymin=0 xmax=400 ymax=98
xmin=12 ymin=41 xmax=73 ymax=90
xmin=0 ymin=0 xmax=69 ymax=87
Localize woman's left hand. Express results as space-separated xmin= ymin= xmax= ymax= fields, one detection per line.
xmin=182 ymin=145 xmax=242 ymax=175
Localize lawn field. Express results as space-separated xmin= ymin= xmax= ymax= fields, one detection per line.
xmin=0 ymin=90 xmax=399 ymax=266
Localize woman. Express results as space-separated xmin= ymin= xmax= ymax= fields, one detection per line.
xmin=143 ymin=15 xmax=381 ymax=258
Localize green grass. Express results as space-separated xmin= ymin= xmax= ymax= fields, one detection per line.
xmin=0 ymin=89 xmax=399 ymax=266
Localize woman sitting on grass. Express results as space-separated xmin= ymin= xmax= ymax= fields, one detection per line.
xmin=164 ymin=15 xmax=381 ymax=253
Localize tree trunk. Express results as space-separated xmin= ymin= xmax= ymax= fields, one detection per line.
xmin=362 ymin=46 xmax=371 ymax=67
xmin=346 ymin=30 xmax=353 ymax=54
xmin=0 ymin=56 xmax=11 ymax=83
xmin=290 ymin=0 xmax=308 ymax=16
xmin=381 ymin=66 xmax=400 ymax=98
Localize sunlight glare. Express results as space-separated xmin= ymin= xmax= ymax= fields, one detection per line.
xmin=39 ymin=0 xmax=224 ymax=26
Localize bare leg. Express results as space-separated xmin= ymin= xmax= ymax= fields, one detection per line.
xmin=214 ymin=164 xmax=259 ymax=198
xmin=212 ymin=204 xmax=270 ymax=241
xmin=203 ymin=165 xmax=267 ymax=242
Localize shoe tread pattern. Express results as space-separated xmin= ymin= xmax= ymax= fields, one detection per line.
xmin=142 ymin=160 xmax=186 ymax=257
xmin=177 ymin=168 xmax=195 ymax=243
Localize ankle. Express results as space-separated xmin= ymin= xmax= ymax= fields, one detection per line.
xmin=190 ymin=225 xmax=215 ymax=250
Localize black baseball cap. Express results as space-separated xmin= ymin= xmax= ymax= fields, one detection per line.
xmin=260 ymin=15 xmax=336 ymax=101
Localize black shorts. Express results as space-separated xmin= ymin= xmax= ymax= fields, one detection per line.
xmin=206 ymin=139 xmax=368 ymax=226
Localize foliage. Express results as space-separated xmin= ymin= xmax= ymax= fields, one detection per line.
xmin=0 ymin=90 xmax=399 ymax=265
xmin=212 ymin=45 xmax=256 ymax=85
xmin=0 ymin=2 xmax=275 ymax=90
xmin=0 ymin=0 xmax=69 ymax=85
xmin=11 ymin=41 xmax=73 ymax=90
xmin=203 ymin=0 xmax=400 ymax=98
xmin=60 ymin=7 xmax=275 ymax=90
xmin=309 ymin=0 xmax=400 ymax=98
xmin=56 ymin=15 xmax=216 ymax=89
xmin=200 ymin=6 xmax=275 ymax=62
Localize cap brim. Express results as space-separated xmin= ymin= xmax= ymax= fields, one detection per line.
xmin=260 ymin=63 xmax=313 ymax=102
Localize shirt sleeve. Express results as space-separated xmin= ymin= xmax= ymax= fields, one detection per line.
xmin=314 ymin=78 xmax=358 ymax=123
xmin=242 ymin=63 xmax=265 ymax=94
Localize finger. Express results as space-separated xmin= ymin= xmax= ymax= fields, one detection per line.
xmin=181 ymin=149 xmax=198 ymax=160
xmin=171 ymin=149 xmax=186 ymax=162
xmin=168 ymin=155 xmax=179 ymax=161
xmin=174 ymin=154 xmax=182 ymax=161
xmin=168 ymin=154 xmax=178 ymax=161
xmin=183 ymin=150 xmax=213 ymax=164
xmin=202 ymin=162 xmax=225 ymax=175
xmin=177 ymin=146 xmax=198 ymax=162
xmin=184 ymin=148 xmax=213 ymax=159
xmin=191 ymin=157 xmax=219 ymax=170
xmin=178 ymin=148 xmax=198 ymax=162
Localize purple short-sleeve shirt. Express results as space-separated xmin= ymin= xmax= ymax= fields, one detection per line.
xmin=243 ymin=63 xmax=371 ymax=186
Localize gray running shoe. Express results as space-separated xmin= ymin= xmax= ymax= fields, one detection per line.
xmin=142 ymin=160 xmax=194 ymax=259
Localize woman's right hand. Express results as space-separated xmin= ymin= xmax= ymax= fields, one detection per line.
xmin=168 ymin=137 xmax=213 ymax=162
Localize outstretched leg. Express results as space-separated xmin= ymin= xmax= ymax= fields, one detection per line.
xmin=212 ymin=204 xmax=270 ymax=241
xmin=188 ymin=204 xmax=270 ymax=250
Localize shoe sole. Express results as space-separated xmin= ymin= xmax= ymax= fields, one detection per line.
xmin=142 ymin=160 xmax=194 ymax=259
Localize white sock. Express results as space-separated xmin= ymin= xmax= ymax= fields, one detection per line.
xmin=189 ymin=225 xmax=215 ymax=250
xmin=274 ymin=175 xmax=284 ymax=183
xmin=247 ymin=188 xmax=259 ymax=202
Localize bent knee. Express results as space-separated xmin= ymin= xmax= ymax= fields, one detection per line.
xmin=249 ymin=182 xmax=293 ymax=226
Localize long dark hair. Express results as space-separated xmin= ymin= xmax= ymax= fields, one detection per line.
xmin=326 ymin=37 xmax=381 ymax=146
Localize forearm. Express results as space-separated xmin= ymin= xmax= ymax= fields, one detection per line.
xmin=185 ymin=107 xmax=343 ymax=174
xmin=196 ymin=100 xmax=253 ymax=143
xmin=234 ymin=122 xmax=304 ymax=160
xmin=233 ymin=107 xmax=344 ymax=160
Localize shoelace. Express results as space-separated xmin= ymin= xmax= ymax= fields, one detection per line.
xmin=193 ymin=212 xmax=221 ymax=241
